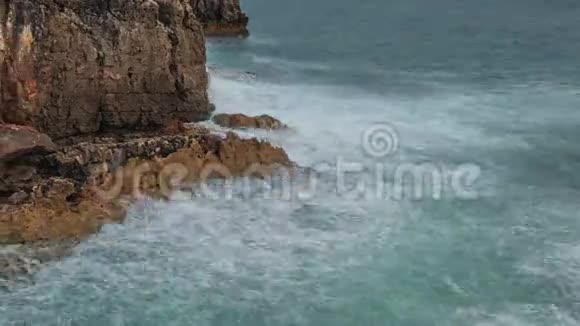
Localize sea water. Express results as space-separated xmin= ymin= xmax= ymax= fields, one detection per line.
xmin=1 ymin=0 xmax=580 ymax=325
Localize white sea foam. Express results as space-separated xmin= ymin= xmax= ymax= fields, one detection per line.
xmin=251 ymin=55 xmax=333 ymax=72
xmin=207 ymin=70 xmax=538 ymax=171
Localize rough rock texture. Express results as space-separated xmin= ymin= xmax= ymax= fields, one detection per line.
xmin=213 ymin=113 xmax=287 ymax=130
xmin=0 ymin=0 xmax=296 ymax=247
xmin=0 ymin=0 xmax=212 ymax=139
xmin=0 ymin=127 xmax=292 ymax=243
xmin=191 ymin=0 xmax=248 ymax=36
xmin=0 ymin=124 xmax=56 ymax=161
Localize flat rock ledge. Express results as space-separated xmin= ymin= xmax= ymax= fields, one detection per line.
xmin=0 ymin=124 xmax=292 ymax=244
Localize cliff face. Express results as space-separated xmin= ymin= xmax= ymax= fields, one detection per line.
xmin=191 ymin=0 xmax=248 ymax=36
xmin=0 ymin=0 xmax=212 ymax=139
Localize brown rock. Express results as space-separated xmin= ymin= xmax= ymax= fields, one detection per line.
xmin=0 ymin=128 xmax=293 ymax=244
xmin=0 ymin=195 xmax=126 ymax=243
xmin=212 ymin=113 xmax=287 ymax=130
xmin=0 ymin=0 xmax=213 ymax=139
xmin=214 ymin=131 xmax=291 ymax=174
xmin=0 ymin=124 xmax=57 ymax=161
xmin=32 ymin=178 xmax=76 ymax=201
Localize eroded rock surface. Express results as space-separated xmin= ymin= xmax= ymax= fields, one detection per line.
xmin=213 ymin=113 xmax=287 ymax=130
xmin=0 ymin=0 xmax=212 ymax=139
xmin=191 ymin=0 xmax=249 ymax=36
xmin=0 ymin=128 xmax=292 ymax=243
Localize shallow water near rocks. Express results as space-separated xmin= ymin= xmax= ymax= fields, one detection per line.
xmin=2 ymin=0 xmax=580 ymax=325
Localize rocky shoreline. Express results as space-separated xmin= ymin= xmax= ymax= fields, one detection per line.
xmin=1 ymin=124 xmax=292 ymax=244
xmin=0 ymin=0 xmax=288 ymax=247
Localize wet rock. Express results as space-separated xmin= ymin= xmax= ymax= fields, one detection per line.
xmin=0 ymin=128 xmax=293 ymax=243
xmin=214 ymin=131 xmax=291 ymax=174
xmin=0 ymin=242 xmax=77 ymax=287
xmin=191 ymin=0 xmax=249 ymax=36
xmin=0 ymin=226 xmax=24 ymax=245
xmin=212 ymin=113 xmax=287 ymax=130
xmin=0 ymin=251 xmax=40 ymax=284
xmin=0 ymin=125 xmax=57 ymax=161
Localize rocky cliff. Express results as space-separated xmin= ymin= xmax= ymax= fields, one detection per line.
xmin=1 ymin=0 xmax=212 ymax=139
xmin=191 ymin=0 xmax=248 ymax=36
xmin=0 ymin=0 xmax=294 ymax=245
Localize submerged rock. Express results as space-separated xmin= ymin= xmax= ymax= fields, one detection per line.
xmin=0 ymin=242 xmax=76 ymax=286
xmin=212 ymin=113 xmax=288 ymax=130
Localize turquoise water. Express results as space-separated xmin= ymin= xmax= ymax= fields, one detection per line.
xmin=2 ymin=1 xmax=580 ymax=325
